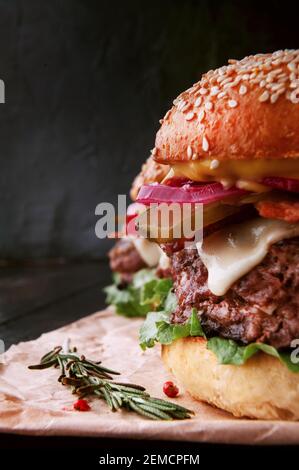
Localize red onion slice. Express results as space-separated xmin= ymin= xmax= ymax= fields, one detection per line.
xmin=137 ymin=182 xmax=250 ymax=205
xmin=261 ymin=177 xmax=299 ymax=193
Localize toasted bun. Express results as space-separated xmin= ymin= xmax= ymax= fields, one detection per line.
xmin=162 ymin=337 xmax=299 ymax=420
xmin=154 ymin=50 xmax=299 ymax=163
xmin=130 ymin=155 xmax=169 ymax=200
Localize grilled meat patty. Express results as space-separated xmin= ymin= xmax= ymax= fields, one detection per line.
xmin=108 ymin=239 xmax=146 ymax=283
xmin=170 ymin=238 xmax=299 ymax=349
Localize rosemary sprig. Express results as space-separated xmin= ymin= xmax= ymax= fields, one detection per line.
xmin=28 ymin=344 xmax=193 ymax=420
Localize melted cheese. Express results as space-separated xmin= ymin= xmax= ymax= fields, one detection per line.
xmin=159 ymin=250 xmax=171 ymax=270
xmin=131 ymin=237 xmax=163 ymax=267
xmin=172 ymin=159 xmax=299 ymax=189
xmin=131 ymin=237 xmax=170 ymax=270
xmin=196 ymin=218 xmax=299 ymax=296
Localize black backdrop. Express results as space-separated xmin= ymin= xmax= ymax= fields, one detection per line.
xmin=1 ymin=0 xmax=298 ymax=259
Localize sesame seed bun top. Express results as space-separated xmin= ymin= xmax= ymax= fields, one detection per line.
xmin=154 ymin=49 xmax=299 ymax=163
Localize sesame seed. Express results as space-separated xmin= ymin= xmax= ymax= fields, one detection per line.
xmin=290 ymin=72 xmax=297 ymax=81
xmin=288 ymin=62 xmax=297 ymax=72
xmin=277 ymin=76 xmax=288 ymax=83
xmin=270 ymin=93 xmax=279 ymax=104
xmin=164 ymin=110 xmax=171 ymax=120
xmin=228 ymin=99 xmax=238 ymax=108
xmin=221 ymin=77 xmax=233 ymax=86
xmin=199 ymin=87 xmax=208 ymax=95
xmin=259 ymin=90 xmax=270 ymax=102
xmin=152 ymin=147 xmax=157 ymax=156
xmin=192 ymin=153 xmax=197 ymax=160
xmin=282 ymin=53 xmax=294 ymax=63
xmin=185 ymin=111 xmax=195 ymax=121
xmin=223 ymin=82 xmax=234 ymax=90
xmin=271 ymin=83 xmax=285 ymax=91
xmin=187 ymin=145 xmax=193 ymax=158
xmin=159 ymin=119 xmax=163 ymax=124
xmin=198 ymin=109 xmax=205 ymax=122
xmin=205 ymin=101 xmax=213 ymax=111
xmin=210 ymin=86 xmax=220 ymax=96
xmin=266 ymin=75 xmax=274 ymax=83
xmin=209 ymin=159 xmax=219 ymax=169
xmin=202 ymin=136 xmax=209 ymax=152
xmin=177 ymin=100 xmax=186 ymax=111
xmin=290 ymin=80 xmax=299 ymax=89
xmin=182 ymin=102 xmax=192 ymax=113
xmin=276 ymin=87 xmax=286 ymax=95
xmin=188 ymin=87 xmax=196 ymax=95
xmin=230 ymin=77 xmax=242 ymax=87
xmin=239 ymin=85 xmax=247 ymax=95
xmin=290 ymin=89 xmax=299 ymax=104
xmin=270 ymin=68 xmax=282 ymax=76
xmin=251 ymin=77 xmax=261 ymax=85
xmin=194 ymin=97 xmax=202 ymax=107
xmin=170 ymin=50 xmax=299 ymax=120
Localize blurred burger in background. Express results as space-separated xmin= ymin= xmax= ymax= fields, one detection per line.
xmin=105 ymin=156 xmax=172 ymax=317
xmin=136 ymin=49 xmax=299 ymax=420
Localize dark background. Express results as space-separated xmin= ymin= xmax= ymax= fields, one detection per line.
xmin=1 ymin=0 xmax=299 ymax=260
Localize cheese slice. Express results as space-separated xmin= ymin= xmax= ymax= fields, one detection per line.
xmin=172 ymin=159 xmax=299 ymax=185
xmin=159 ymin=249 xmax=171 ymax=270
xmin=131 ymin=237 xmax=170 ymax=270
xmin=196 ymin=218 xmax=299 ymax=296
xmin=131 ymin=237 xmax=163 ymax=267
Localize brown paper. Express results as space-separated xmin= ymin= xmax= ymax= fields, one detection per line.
xmin=1 ymin=308 xmax=299 ymax=444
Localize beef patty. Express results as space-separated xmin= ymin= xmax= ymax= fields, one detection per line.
xmin=170 ymin=238 xmax=299 ymax=349
xmin=108 ymin=239 xmax=146 ymax=283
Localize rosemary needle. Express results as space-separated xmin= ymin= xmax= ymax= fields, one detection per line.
xmin=28 ymin=344 xmax=193 ymax=420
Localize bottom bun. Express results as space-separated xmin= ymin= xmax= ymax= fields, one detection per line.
xmin=162 ymin=337 xmax=299 ymax=420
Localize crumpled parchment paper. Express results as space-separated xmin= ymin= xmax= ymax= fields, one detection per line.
xmin=1 ymin=308 xmax=299 ymax=444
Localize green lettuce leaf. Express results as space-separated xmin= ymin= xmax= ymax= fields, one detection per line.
xmin=108 ymin=273 xmax=299 ymax=374
xmin=104 ymin=269 xmax=172 ymax=318
xmin=140 ymin=303 xmax=299 ymax=373
xmin=139 ymin=307 xmax=205 ymax=350
xmin=207 ymin=337 xmax=299 ymax=373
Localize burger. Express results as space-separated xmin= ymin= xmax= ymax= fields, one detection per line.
xmin=136 ymin=49 xmax=299 ymax=420
xmin=105 ymin=156 xmax=172 ymax=317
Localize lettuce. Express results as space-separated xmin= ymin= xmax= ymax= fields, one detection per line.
xmin=207 ymin=337 xmax=299 ymax=373
xmin=104 ymin=269 xmax=173 ymax=318
xmin=139 ymin=307 xmax=205 ymax=350
xmin=108 ymin=271 xmax=299 ymax=373
xmin=140 ymin=305 xmax=299 ymax=373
